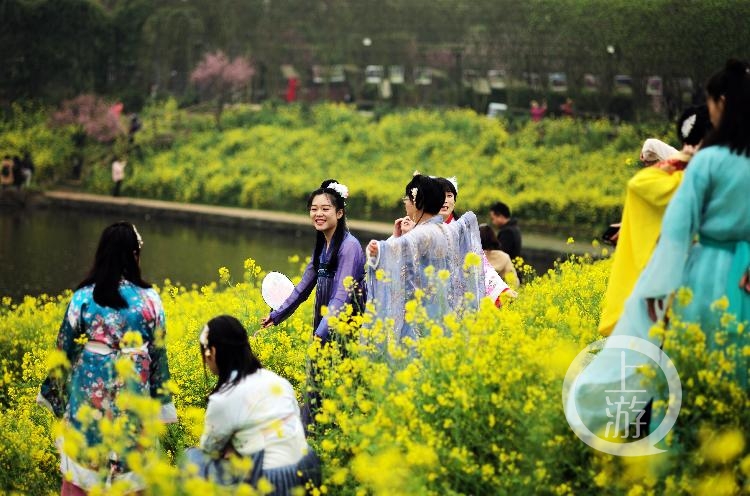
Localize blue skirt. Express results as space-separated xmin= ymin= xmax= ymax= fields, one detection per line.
xmin=184 ymin=447 xmax=320 ymax=495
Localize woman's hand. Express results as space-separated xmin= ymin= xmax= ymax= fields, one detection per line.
xmin=254 ymin=315 xmax=274 ymax=337
xmin=740 ymin=269 xmax=750 ymax=294
xmin=656 ymin=161 xmax=676 ymax=173
xmin=646 ymin=298 xmax=664 ymax=322
xmin=393 ymin=217 xmax=404 ymax=237
xmin=393 ymin=216 xmax=415 ymax=237
xmin=367 ymin=240 xmax=379 ymax=258
xmin=400 ymin=216 xmax=415 ymax=234
xmin=682 ymin=143 xmax=699 ymax=156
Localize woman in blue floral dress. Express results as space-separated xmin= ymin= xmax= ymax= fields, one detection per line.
xmin=38 ymin=222 xmax=176 ymax=495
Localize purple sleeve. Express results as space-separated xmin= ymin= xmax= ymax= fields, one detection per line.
xmin=270 ymin=256 xmax=317 ymax=325
xmin=314 ymin=237 xmax=366 ymax=341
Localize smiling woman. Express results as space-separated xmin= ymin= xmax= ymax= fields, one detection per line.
xmin=259 ymin=179 xmax=366 ymax=428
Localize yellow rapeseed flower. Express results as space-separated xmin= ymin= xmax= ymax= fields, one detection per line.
xmin=700 ymin=429 xmax=745 ymax=464
xmin=676 ymin=286 xmax=693 ymax=307
xmin=463 ymin=252 xmax=481 ymax=270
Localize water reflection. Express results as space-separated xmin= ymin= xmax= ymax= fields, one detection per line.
xmin=1 ymin=208 xmax=562 ymax=302
xmin=1 ymin=209 xmax=314 ymax=301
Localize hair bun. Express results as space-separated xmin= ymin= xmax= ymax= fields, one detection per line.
xmin=677 ymin=105 xmax=711 ymax=146
xmin=321 ymin=179 xmax=349 ymax=200
xmin=320 ymin=178 xmax=338 ymax=189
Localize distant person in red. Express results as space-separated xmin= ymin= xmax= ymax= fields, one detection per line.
xmin=560 ymin=97 xmax=574 ymax=117
xmin=286 ymin=77 xmax=298 ymax=103
xmin=530 ymin=99 xmax=547 ymax=122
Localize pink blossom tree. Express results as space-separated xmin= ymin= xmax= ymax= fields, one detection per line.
xmin=190 ymin=51 xmax=254 ymax=127
xmin=52 ymin=94 xmax=126 ymax=178
xmin=52 ymin=94 xmax=124 ymax=143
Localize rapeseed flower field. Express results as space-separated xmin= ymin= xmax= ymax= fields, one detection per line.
xmin=2 ymin=253 xmax=748 ymax=495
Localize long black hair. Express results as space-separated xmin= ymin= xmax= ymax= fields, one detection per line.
xmin=202 ymin=315 xmax=262 ymax=397
xmin=435 ymin=176 xmax=461 ymax=220
xmin=702 ymin=59 xmax=750 ymax=157
xmin=405 ymin=174 xmax=444 ymax=217
xmin=307 ymin=179 xmax=348 ymax=273
xmin=77 ymin=221 xmax=150 ymax=309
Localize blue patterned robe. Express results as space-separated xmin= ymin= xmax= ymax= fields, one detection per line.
xmin=39 ymin=281 xmax=174 ymax=490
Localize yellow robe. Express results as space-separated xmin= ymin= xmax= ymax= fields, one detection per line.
xmin=598 ymin=165 xmax=684 ymax=336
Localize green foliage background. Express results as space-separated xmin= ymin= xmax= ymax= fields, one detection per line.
xmin=71 ymin=101 xmax=660 ymax=235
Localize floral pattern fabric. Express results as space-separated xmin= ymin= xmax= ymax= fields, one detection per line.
xmin=39 ymin=281 xmax=173 ymax=489
xmin=367 ymin=212 xmax=485 ymax=342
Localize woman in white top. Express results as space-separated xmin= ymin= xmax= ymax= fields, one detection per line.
xmin=479 ymin=224 xmax=519 ymax=288
xmin=185 ymin=315 xmax=319 ymax=493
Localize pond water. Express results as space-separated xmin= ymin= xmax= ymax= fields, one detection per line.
xmin=1 ymin=208 xmax=313 ymax=301
xmin=1 ymin=208 xmax=561 ymax=302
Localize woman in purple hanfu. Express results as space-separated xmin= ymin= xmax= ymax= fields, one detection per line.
xmin=261 ymin=179 xmax=366 ymax=427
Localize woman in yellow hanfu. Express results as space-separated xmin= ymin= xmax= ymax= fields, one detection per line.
xmin=598 ymin=106 xmax=712 ymax=336
xmin=569 ymin=59 xmax=750 ymax=438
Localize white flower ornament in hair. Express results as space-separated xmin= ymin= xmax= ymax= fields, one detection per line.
xmin=410 ymin=187 xmax=419 ymax=203
xmin=445 ymin=176 xmax=458 ymax=192
xmin=681 ymin=114 xmax=697 ymax=140
xmin=427 ymin=174 xmax=459 ymax=193
xmin=132 ymin=224 xmax=144 ymax=249
xmin=199 ymin=325 xmax=210 ymax=356
xmin=327 ymin=182 xmax=349 ymax=199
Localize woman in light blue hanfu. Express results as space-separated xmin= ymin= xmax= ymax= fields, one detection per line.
xmin=568 ymin=59 xmax=750 ymax=438
xmin=366 ymin=174 xmax=485 ymax=343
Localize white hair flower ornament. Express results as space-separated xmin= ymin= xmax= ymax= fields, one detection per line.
xmin=327 ymin=182 xmax=349 ymax=199
xmin=445 ymin=176 xmax=458 ymax=192
xmin=199 ymin=325 xmax=210 ymax=348
xmin=132 ymin=224 xmax=144 ymax=249
xmin=681 ymin=114 xmax=697 ymax=140
xmin=426 ymin=174 xmax=458 ymax=193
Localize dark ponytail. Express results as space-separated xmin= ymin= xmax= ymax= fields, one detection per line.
xmin=307 ymin=179 xmax=348 ymax=273
xmin=702 ymin=58 xmax=750 ymax=156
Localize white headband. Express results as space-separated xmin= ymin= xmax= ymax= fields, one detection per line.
xmin=640 ymin=139 xmax=678 ymax=163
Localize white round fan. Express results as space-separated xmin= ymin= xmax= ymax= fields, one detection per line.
xmin=261 ymin=271 xmax=295 ymax=310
